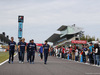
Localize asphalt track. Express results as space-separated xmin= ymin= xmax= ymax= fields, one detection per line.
xmin=0 ymin=53 xmax=100 ymax=75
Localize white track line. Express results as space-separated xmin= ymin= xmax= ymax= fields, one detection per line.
xmin=0 ymin=53 xmax=18 ymax=66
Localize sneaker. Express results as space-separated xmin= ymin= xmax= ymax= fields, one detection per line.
xmin=32 ymin=62 xmax=34 ymax=64
xmin=8 ymin=61 xmax=10 ymax=64
xmin=30 ymin=62 xmax=31 ymax=64
xmin=19 ymin=61 xmax=21 ymax=63
xmin=44 ymin=62 xmax=46 ymax=64
xmin=96 ymin=65 xmax=99 ymax=66
xmin=12 ymin=61 xmax=13 ymax=64
xmin=22 ymin=62 xmax=24 ymax=64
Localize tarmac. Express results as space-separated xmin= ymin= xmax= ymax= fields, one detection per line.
xmin=0 ymin=53 xmax=100 ymax=75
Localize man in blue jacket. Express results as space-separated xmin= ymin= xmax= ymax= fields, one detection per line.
xmin=39 ymin=45 xmax=43 ymax=60
xmin=28 ymin=39 xmax=37 ymax=64
xmin=43 ymin=40 xmax=50 ymax=64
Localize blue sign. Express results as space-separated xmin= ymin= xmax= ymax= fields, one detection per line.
xmin=18 ymin=22 xmax=23 ymax=39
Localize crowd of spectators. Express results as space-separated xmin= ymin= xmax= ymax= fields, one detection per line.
xmin=49 ymin=43 xmax=100 ymax=66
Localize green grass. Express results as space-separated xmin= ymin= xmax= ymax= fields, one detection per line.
xmin=0 ymin=52 xmax=9 ymax=63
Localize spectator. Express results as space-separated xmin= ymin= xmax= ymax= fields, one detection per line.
xmin=57 ymin=48 xmax=60 ymax=58
xmin=71 ymin=45 xmax=75 ymax=60
xmin=94 ymin=44 xmax=100 ymax=66
xmin=64 ymin=48 xmax=67 ymax=59
xmin=83 ymin=45 xmax=86 ymax=63
xmin=89 ymin=43 xmax=94 ymax=64
xmin=69 ymin=46 xmax=72 ymax=59
xmin=75 ymin=46 xmax=79 ymax=61
xmin=55 ymin=47 xmax=58 ymax=57
xmin=61 ymin=46 xmax=65 ymax=58
xmin=85 ymin=45 xmax=89 ymax=63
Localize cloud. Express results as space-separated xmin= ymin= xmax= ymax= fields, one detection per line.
xmin=0 ymin=0 xmax=100 ymax=43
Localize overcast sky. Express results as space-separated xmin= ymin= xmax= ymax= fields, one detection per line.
xmin=0 ymin=0 xmax=100 ymax=43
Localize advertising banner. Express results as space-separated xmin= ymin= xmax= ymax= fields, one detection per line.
xmin=71 ymin=40 xmax=87 ymax=44
xmin=18 ymin=16 xmax=24 ymax=23
xmin=18 ymin=22 xmax=23 ymax=39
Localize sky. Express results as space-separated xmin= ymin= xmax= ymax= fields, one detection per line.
xmin=0 ymin=0 xmax=100 ymax=43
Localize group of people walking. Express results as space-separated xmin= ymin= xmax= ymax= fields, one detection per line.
xmin=8 ymin=37 xmax=50 ymax=64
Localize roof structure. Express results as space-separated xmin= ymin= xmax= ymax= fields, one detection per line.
xmin=47 ymin=33 xmax=61 ymax=42
xmin=47 ymin=25 xmax=83 ymax=43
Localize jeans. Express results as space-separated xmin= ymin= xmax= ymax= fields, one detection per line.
xmin=9 ymin=50 xmax=14 ymax=62
xmin=27 ymin=51 xmax=29 ymax=62
xmin=64 ymin=53 xmax=67 ymax=59
xmin=44 ymin=52 xmax=48 ymax=63
xmin=62 ymin=53 xmax=64 ymax=58
xmin=75 ymin=56 xmax=78 ymax=61
xmin=29 ymin=51 xmax=35 ymax=62
xmin=93 ymin=54 xmax=96 ymax=65
xmin=83 ymin=55 xmax=86 ymax=63
xmin=20 ymin=50 xmax=25 ymax=62
xmin=40 ymin=53 xmax=43 ymax=59
xmin=89 ymin=54 xmax=93 ymax=64
xmin=18 ymin=52 xmax=21 ymax=61
xmin=96 ymin=55 xmax=100 ymax=65
xmin=72 ymin=52 xmax=75 ymax=60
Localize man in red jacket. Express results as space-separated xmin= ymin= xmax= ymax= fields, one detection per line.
xmin=62 ymin=46 xmax=65 ymax=58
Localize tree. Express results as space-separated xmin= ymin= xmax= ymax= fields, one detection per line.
xmin=80 ymin=34 xmax=98 ymax=42
xmin=88 ymin=38 xmax=92 ymax=42
xmin=80 ymin=35 xmax=86 ymax=40
xmin=96 ymin=38 xmax=99 ymax=41
xmin=92 ymin=36 xmax=95 ymax=41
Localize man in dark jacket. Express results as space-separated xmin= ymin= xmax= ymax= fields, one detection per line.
xmin=8 ymin=37 xmax=16 ymax=64
xmin=27 ymin=39 xmax=37 ymax=64
xmin=43 ymin=40 xmax=50 ymax=64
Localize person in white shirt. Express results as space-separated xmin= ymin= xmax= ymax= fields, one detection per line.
xmin=75 ymin=46 xmax=79 ymax=61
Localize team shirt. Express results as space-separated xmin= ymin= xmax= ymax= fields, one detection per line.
xmin=27 ymin=43 xmax=37 ymax=51
xmin=9 ymin=41 xmax=16 ymax=51
xmin=18 ymin=42 xmax=26 ymax=51
xmin=43 ymin=44 xmax=50 ymax=53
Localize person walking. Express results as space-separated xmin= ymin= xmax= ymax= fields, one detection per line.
xmin=43 ymin=40 xmax=50 ymax=64
xmin=8 ymin=37 xmax=16 ymax=64
xmin=27 ymin=40 xmax=31 ymax=62
xmin=39 ymin=45 xmax=43 ymax=60
xmin=18 ymin=38 xmax=27 ymax=64
xmin=18 ymin=39 xmax=22 ymax=63
xmin=28 ymin=39 xmax=37 ymax=64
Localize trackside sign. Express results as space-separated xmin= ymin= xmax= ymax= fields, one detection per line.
xmin=71 ymin=40 xmax=87 ymax=44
